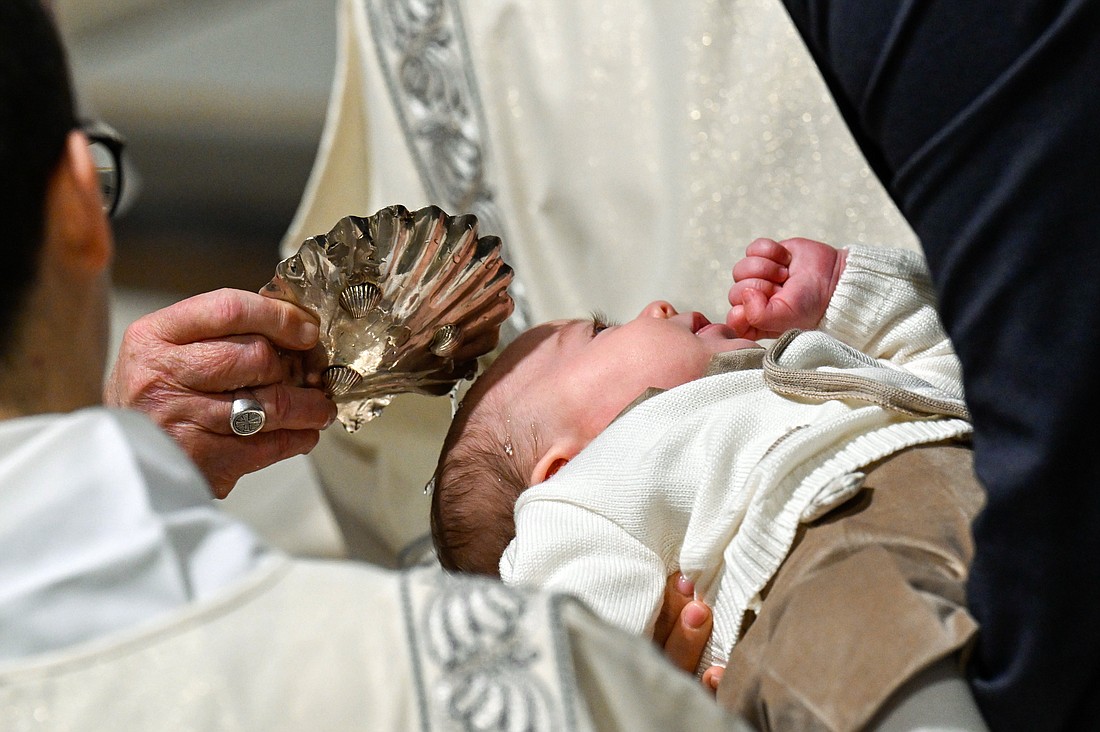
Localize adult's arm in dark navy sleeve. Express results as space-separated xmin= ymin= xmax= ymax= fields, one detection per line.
xmin=778 ymin=2 xmax=1100 ymax=729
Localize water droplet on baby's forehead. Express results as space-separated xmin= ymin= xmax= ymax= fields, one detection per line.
xmin=503 ymin=440 xmax=513 ymax=456
xmin=423 ymin=478 xmax=435 ymax=496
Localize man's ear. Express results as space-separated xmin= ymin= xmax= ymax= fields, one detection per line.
xmin=529 ymin=437 xmax=585 ymax=486
xmin=42 ymin=130 xmax=113 ymax=275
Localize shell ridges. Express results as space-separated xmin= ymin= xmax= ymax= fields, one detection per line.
xmin=339 ymin=282 xmax=382 ymax=318
xmin=322 ymin=365 xmax=364 ymax=397
xmin=429 ymin=323 xmax=462 ymax=357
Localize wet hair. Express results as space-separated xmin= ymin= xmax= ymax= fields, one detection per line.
xmin=0 ymin=1 xmax=78 ymax=360
xmin=430 ymin=367 xmax=540 ymax=576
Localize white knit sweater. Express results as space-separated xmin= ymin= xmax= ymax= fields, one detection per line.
xmin=499 ymin=247 xmax=972 ymax=668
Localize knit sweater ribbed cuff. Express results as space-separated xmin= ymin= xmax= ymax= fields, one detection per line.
xmin=820 ymin=245 xmax=937 ymax=352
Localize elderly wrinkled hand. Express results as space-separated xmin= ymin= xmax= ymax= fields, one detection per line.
xmin=105 ymin=288 xmax=337 ymax=498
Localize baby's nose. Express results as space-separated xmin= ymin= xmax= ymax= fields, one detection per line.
xmin=641 ymin=300 xmax=677 ymax=319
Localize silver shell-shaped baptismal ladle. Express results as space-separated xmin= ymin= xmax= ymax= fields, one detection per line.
xmin=262 ymin=205 xmax=514 ymax=432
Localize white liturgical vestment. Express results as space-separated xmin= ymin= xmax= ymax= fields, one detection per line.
xmin=0 ymin=408 xmax=268 ymax=660
xmin=0 ymin=409 xmax=747 ymax=730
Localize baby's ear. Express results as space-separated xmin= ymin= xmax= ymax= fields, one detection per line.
xmin=544 ymin=458 xmax=568 ymax=480
xmin=529 ymin=439 xmax=583 ymax=486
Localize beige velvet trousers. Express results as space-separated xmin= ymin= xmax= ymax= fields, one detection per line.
xmin=718 ymin=442 xmax=984 ymax=731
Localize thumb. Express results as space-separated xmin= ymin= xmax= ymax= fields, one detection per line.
xmin=742 ymin=286 xmax=769 ymax=328
xmin=726 ymin=304 xmax=750 ymax=337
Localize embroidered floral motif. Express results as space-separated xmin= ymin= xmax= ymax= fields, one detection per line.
xmin=412 ymin=572 xmax=558 ymax=730
xmin=366 ymin=0 xmax=531 ymax=337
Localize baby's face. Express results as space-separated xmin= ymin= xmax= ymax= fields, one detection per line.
xmin=499 ymin=301 xmax=758 ymax=442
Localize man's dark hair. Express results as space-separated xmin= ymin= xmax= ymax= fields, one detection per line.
xmin=0 ymin=1 xmax=78 ymax=359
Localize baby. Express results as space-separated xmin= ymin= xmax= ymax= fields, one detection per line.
xmin=430 ymin=237 xmax=974 ymax=674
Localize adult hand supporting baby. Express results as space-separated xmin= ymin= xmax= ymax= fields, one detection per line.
xmin=105 ymin=288 xmax=337 ymax=498
xmin=726 ymin=237 xmax=847 ymax=340
xmin=654 ymin=573 xmax=724 ymax=694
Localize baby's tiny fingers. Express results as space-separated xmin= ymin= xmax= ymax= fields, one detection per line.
xmin=728 ymin=279 xmax=778 ymax=307
xmin=744 ymin=237 xmax=793 ymax=266
xmin=733 ymin=256 xmax=788 ymax=284
xmin=725 ymin=304 xmax=751 ymax=337
xmin=740 ymin=287 xmax=770 ymax=328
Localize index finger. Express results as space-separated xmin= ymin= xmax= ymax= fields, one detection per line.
xmin=150 ymin=289 xmax=320 ymax=351
xmin=653 ymin=573 xmax=694 ymax=646
xmin=733 ymin=256 xmax=789 ymax=285
xmin=744 ymin=237 xmax=793 ymax=265
xmin=663 ymin=601 xmax=713 ymax=675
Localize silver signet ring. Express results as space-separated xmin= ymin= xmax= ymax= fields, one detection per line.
xmin=230 ymin=395 xmax=266 ymax=437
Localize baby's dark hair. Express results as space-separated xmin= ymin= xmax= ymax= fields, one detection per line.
xmin=430 ymin=372 xmax=538 ymax=576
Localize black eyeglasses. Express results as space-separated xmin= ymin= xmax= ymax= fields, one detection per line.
xmin=81 ymin=120 xmax=126 ymax=217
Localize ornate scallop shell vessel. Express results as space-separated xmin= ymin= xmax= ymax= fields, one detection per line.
xmin=262 ymin=205 xmax=514 ymax=432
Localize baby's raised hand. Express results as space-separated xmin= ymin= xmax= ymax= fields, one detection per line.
xmin=726 ymin=237 xmax=846 ymax=340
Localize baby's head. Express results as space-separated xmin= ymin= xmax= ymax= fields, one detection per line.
xmin=431 ymin=301 xmax=758 ymax=575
